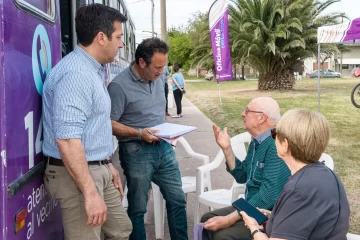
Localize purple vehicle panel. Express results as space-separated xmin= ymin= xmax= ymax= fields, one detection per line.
xmin=1 ymin=1 xmax=63 ymax=239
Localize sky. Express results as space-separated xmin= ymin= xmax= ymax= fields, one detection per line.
xmin=126 ymin=0 xmax=359 ymax=44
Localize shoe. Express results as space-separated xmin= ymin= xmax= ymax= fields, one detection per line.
xmin=166 ymin=112 xmax=170 ymax=116
xmin=172 ymin=115 xmax=181 ymax=118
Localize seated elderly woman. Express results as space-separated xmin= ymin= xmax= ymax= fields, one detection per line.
xmin=241 ymin=109 xmax=350 ymax=240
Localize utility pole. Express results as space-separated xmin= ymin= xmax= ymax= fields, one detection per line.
xmin=340 ymin=12 xmax=345 ymax=74
xmin=160 ymin=0 xmax=167 ymax=42
xmin=151 ymin=0 xmax=155 ymax=37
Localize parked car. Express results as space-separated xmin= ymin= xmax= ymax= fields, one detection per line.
xmin=351 ymin=67 xmax=360 ymax=77
xmin=309 ymin=69 xmax=341 ymax=78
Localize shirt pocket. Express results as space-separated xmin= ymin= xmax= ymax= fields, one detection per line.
xmin=253 ymin=161 xmax=264 ymax=184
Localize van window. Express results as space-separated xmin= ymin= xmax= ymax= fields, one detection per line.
xmin=14 ymin=0 xmax=56 ymax=23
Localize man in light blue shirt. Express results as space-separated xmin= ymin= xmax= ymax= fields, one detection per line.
xmin=42 ymin=4 xmax=132 ymax=239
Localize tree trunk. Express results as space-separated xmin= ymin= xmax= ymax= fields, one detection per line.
xmin=240 ymin=64 xmax=245 ymax=80
xmin=234 ymin=64 xmax=237 ymax=80
xmin=258 ymin=69 xmax=295 ymax=90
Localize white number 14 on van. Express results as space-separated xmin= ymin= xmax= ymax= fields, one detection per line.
xmin=25 ymin=111 xmax=42 ymax=169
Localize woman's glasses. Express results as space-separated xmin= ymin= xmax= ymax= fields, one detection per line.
xmin=271 ymin=128 xmax=277 ymax=139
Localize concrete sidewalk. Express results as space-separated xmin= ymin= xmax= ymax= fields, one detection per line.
xmin=113 ymin=97 xmax=234 ymax=240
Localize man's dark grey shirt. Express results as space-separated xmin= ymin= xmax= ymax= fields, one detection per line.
xmin=266 ymin=162 xmax=350 ymax=240
xmin=108 ymin=63 xmax=166 ymax=142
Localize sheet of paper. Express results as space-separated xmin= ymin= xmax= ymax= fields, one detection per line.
xmin=159 ymin=136 xmax=180 ymax=144
xmin=151 ymin=123 xmax=197 ymax=139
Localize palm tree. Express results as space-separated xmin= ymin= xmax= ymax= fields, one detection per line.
xmin=229 ymin=0 xmax=342 ymax=90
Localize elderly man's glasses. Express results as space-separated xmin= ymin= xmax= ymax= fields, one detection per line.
xmin=244 ymin=107 xmax=263 ymax=115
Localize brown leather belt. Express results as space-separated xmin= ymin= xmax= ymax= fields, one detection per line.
xmin=47 ymin=157 xmax=108 ymax=167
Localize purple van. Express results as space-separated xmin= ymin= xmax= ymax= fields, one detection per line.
xmin=0 ymin=1 xmax=136 ymax=239
xmin=0 ymin=0 xmax=63 ymax=239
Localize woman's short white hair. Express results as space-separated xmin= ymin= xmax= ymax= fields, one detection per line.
xmin=276 ymin=109 xmax=330 ymax=164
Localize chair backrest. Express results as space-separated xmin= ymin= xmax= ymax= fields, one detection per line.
xmin=230 ymin=132 xmax=252 ymax=161
xmin=229 ymin=132 xmax=252 ymax=201
xmin=206 ymin=132 xmax=251 ymax=171
xmin=319 ymin=153 xmax=334 ymax=170
xmin=172 ymin=136 xmax=190 ymax=151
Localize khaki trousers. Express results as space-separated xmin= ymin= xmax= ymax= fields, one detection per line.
xmin=44 ymin=162 xmax=132 ymax=240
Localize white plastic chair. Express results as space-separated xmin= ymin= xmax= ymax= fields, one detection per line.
xmin=347 ymin=233 xmax=360 ymax=240
xmin=318 ymin=153 xmax=334 ymax=170
xmin=152 ymin=136 xmax=211 ymax=239
xmin=194 ymin=132 xmax=252 ymax=224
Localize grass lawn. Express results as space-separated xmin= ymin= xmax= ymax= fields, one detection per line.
xmin=185 ymin=78 xmax=360 ymax=234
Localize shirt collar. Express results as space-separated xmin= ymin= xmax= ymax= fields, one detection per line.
xmin=129 ymin=61 xmax=143 ymax=82
xmin=252 ymin=128 xmax=272 ymax=144
xmin=74 ymin=46 xmax=104 ymax=74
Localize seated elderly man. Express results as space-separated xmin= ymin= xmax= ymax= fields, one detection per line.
xmin=201 ymin=97 xmax=291 ymax=239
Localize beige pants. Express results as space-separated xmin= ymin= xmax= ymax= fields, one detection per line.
xmin=44 ymin=162 xmax=132 ymax=240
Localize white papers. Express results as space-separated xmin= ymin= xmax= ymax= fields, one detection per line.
xmin=150 ymin=123 xmax=197 ymax=143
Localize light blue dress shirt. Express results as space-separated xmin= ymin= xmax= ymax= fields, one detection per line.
xmin=42 ymin=46 xmax=113 ymax=161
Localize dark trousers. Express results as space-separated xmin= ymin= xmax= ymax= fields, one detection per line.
xmin=165 ymin=82 xmax=169 ymax=113
xmin=119 ymin=141 xmax=188 ymax=240
xmin=201 ymin=206 xmax=251 ymax=240
xmin=173 ymin=88 xmax=183 ymax=115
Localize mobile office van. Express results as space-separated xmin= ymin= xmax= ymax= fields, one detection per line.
xmin=0 ymin=0 xmax=63 ymax=239
xmin=0 ymin=0 xmax=135 ymax=239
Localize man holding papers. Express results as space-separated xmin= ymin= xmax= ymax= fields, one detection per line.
xmin=107 ymin=38 xmax=188 ymax=240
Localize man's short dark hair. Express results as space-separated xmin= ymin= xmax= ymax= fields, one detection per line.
xmin=135 ymin=38 xmax=169 ymax=65
xmin=75 ymin=4 xmax=127 ymax=47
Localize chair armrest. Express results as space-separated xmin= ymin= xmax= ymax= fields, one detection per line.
xmin=190 ymin=152 xmax=210 ymax=165
xmin=196 ymin=167 xmax=206 ymax=196
xmin=197 ymin=150 xmax=224 ymax=174
xmin=231 ymin=182 xmax=246 ymax=202
xmin=195 ymin=150 xmax=225 ymax=196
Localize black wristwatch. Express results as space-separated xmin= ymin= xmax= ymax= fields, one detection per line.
xmin=105 ymin=159 xmax=112 ymax=164
xmin=251 ymin=229 xmax=261 ymax=238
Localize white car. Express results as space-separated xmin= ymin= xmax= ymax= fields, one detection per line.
xmin=326 ymin=69 xmax=341 ymax=78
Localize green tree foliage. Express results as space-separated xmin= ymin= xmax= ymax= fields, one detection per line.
xmin=228 ymin=0 xmax=343 ymax=90
xmin=188 ymin=12 xmax=214 ymax=70
xmin=167 ymin=27 xmax=193 ymax=71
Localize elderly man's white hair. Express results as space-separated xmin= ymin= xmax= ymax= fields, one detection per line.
xmin=251 ymin=97 xmax=281 ymax=123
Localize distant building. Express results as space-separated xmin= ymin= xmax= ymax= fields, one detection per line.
xmin=304 ymin=45 xmax=360 ymax=78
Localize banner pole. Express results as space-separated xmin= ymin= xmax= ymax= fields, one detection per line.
xmin=217 ymin=82 xmax=223 ymax=108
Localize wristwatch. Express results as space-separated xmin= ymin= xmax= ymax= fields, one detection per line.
xmin=251 ymin=229 xmax=261 ymax=238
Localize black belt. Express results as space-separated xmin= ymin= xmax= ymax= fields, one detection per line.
xmin=122 ymin=140 xmax=162 ymax=146
xmin=143 ymin=140 xmax=161 ymax=146
xmin=47 ymin=157 xmax=109 ymax=167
